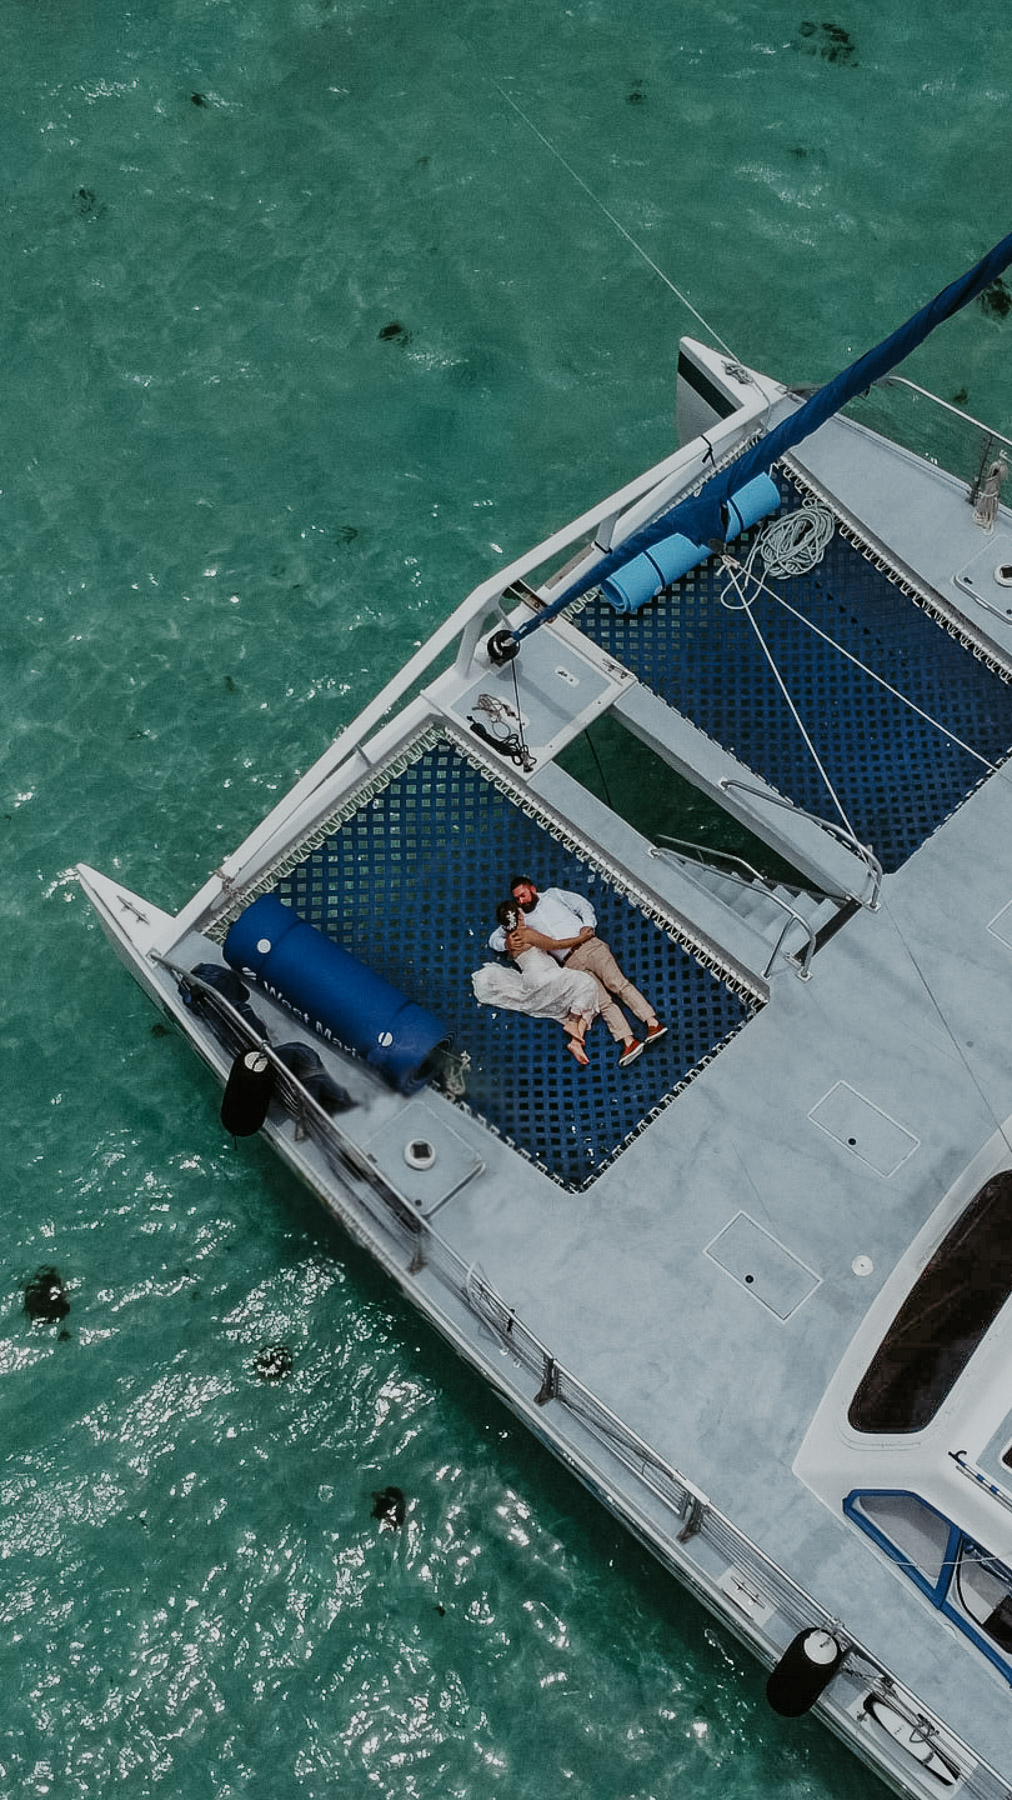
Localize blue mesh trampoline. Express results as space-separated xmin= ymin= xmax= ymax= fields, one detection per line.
xmin=572 ymin=468 xmax=1012 ymax=872
xmin=265 ymin=734 xmax=757 ymax=1190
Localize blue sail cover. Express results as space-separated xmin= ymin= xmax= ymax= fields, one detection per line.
xmin=513 ymin=227 xmax=1012 ymax=644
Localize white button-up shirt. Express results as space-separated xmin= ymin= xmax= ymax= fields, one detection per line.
xmin=488 ymin=888 xmax=597 ymax=963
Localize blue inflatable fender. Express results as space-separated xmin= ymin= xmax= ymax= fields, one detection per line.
xmin=223 ymin=893 xmax=451 ymax=1094
xmin=647 ymin=531 xmax=709 ymax=588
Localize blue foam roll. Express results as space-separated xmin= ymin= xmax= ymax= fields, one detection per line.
xmin=602 ymin=534 xmax=709 ymax=615
xmin=601 ymin=551 xmax=662 ymax=614
xmin=647 ymin=531 xmax=708 ymax=586
xmin=223 ymin=893 xmax=451 ymax=1094
xmin=724 ymin=472 xmax=781 ymax=538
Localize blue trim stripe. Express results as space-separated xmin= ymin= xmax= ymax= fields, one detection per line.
xmin=844 ymin=1489 xmax=1012 ymax=1686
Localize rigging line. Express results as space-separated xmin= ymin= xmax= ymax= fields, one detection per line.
xmin=584 ymin=725 xmax=614 ymax=810
xmin=720 ymin=560 xmax=859 ymax=839
xmin=491 ymin=81 xmax=741 ymax=363
xmin=508 ymin=653 xmax=530 ymax=762
xmin=738 ymin=548 xmax=1003 ymax=775
xmin=879 ymin=892 xmax=1012 ymax=1165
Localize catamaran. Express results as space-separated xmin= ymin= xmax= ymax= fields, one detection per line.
xmin=80 ymin=229 xmax=1012 ymax=1799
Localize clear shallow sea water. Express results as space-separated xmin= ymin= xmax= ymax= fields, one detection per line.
xmin=4 ymin=2 xmax=1012 ymax=1794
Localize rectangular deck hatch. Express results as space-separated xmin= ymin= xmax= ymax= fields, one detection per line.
xmin=954 ymin=532 xmax=1012 ymax=617
xmin=809 ymin=1080 xmax=919 ymax=1178
xmin=362 ymin=1100 xmax=483 ymax=1216
xmin=705 ymin=1212 xmax=820 ymax=1319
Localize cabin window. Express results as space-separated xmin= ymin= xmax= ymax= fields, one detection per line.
xmin=848 ymin=1169 xmax=1012 ymax=1433
xmin=953 ymin=1543 xmax=1012 ymax=1653
xmin=846 ymin=1492 xmax=1012 ymax=1683
xmin=844 ymin=1490 xmax=955 ymax=1596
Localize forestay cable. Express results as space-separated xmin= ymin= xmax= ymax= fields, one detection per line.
xmin=492 ymin=81 xmax=743 ymax=363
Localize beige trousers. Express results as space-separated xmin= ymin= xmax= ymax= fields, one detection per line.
xmin=563 ymin=937 xmax=655 ymax=1043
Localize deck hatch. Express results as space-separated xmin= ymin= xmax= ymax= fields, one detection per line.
xmin=572 ymin=467 xmax=1012 ymax=872
xmin=955 ymin=532 xmax=1012 ymax=615
xmin=986 ymin=898 xmax=1012 ymax=951
xmin=705 ymin=1212 xmax=820 ymax=1319
xmin=360 ymin=1101 xmax=483 ymax=1216
xmin=239 ymin=734 xmax=759 ymax=1190
xmin=808 ymin=1081 xmax=919 ymax=1177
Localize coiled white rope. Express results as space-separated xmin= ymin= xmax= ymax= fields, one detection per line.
xmin=757 ymin=502 xmax=836 ymax=577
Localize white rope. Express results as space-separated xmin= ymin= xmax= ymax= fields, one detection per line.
xmin=758 ymin=502 xmax=836 ymax=577
xmin=735 ymin=564 xmax=1002 ymax=775
xmin=718 ymin=557 xmax=859 ymax=840
xmin=717 ymin=507 xmax=1002 ymax=776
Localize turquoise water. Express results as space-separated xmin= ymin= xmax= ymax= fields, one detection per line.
xmin=5 ymin=2 xmax=1011 ymax=1793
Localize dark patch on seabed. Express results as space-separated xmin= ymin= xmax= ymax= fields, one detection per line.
xmin=796 ymin=21 xmax=857 ymax=64
xmin=371 ymin=1485 xmax=406 ymax=1528
xmin=24 ymin=1265 xmax=70 ymax=1323
xmin=75 ymin=187 xmax=106 ymax=219
xmin=981 ymin=278 xmax=1011 ymax=319
xmin=254 ymin=1344 xmax=293 ymax=1381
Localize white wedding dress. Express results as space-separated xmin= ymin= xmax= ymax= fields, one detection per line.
xmin=471 ymin=946 xmax=601 ymax=1026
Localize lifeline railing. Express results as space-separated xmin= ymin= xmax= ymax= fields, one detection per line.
xmin=648 ymin=834 xmax=841 ymax=980
xmin=167 ymin=964 xmax=1006 ymax=1800
xmin=872 ymin=375 xmax=1012 ymax=502
xmin=718 ymin=778 xmax=884 ymax=911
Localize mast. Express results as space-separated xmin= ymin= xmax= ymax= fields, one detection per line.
xmin=495 ymin=227 xmax=1012 ymax=659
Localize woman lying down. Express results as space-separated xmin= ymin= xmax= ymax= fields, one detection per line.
xmin=471 ymin=900 xmax=604 ymax=1067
